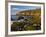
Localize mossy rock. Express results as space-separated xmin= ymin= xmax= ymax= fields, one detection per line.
xmin=24 ymin=25 xmax=36 ymax=30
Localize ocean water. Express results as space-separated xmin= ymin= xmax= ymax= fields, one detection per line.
xmin=11 ymin=15 xmax=18 ymax=21
xmin=11 ymin=15 xmax=33 ymax=21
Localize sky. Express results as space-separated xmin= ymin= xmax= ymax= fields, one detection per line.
xmin=11 ymin=5 xmax=41 ymax=15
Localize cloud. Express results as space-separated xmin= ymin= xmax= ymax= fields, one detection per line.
xmin=12 ymin=8 xmax=20 ymax=10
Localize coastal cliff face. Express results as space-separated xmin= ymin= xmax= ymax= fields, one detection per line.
xmin=16 ymin=8 xmax=41 ymax=23
xmin=11 ymin=8 xmax=41 ymax=31
xmin=16 ymin=8 xmax=41 ymax=16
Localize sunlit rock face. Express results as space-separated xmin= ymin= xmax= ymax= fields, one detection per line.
xmin=16 ymin=8 xmax=41 ymax=16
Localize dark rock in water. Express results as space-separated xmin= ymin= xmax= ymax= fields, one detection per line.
xmin=18 ymin=16 xmax=24 ymax=20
